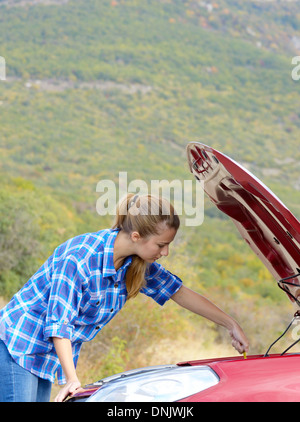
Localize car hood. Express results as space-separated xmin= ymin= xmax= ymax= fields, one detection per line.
xmin=186 ymin=142 xmax=300 ymax=304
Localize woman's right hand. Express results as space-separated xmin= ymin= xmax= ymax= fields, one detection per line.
xmin=54 ymin=378 xmax=81 ymax=402
xmin=52 ymin=337 xmax=81 ymax=402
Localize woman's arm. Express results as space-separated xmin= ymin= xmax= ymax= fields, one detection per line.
xmin=171 ymin=285 xmax=249 ymax=353
xmin=53 ymin=337 xmax=81 ymax=402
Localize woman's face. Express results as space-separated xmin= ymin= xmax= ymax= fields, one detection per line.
xmin=132 ymin=224 xmax=177 ymax=263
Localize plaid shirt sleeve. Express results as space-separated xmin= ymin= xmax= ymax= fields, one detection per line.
xmin=141 ymin=263 xmax=183 ymax=306
xmin=44 ymin=254 xmax=86 ymax=342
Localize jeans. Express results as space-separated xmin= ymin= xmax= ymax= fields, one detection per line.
xmin=0 ymin=340 xmax=52 ymax=402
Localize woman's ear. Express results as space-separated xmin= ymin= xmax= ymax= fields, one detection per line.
xmin=130 ymin=231 xmax=141 ymax=243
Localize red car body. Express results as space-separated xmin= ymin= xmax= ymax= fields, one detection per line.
xmin=186 ymin=142 xmax=300 ymax=294
xmin=69 ymin=354 xmax=300 ymax=402
xmin=69 ymin=143 xmax=300 ymax=402
xmin=177 ymin=354 xmax=300 ymax=402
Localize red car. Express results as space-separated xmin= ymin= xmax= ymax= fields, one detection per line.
xmin=69 ymin=142 xmax=300 ymax=402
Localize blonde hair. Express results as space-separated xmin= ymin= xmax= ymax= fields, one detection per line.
xmin=111 ymin=193 xmax=180 ymax=300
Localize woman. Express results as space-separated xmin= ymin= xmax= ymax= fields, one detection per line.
xmin=0 ymin=194 xmax=249 ymax=402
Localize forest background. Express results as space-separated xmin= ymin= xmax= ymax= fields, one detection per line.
xmin=0 ymin=0 xmax=300 ymax=398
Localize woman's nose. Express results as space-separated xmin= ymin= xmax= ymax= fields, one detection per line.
xmin=161 ymin=245 xmax=169 ymax=256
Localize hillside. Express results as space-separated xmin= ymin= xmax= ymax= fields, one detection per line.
xmin=0 ymin=0 xmax=300 ymax=386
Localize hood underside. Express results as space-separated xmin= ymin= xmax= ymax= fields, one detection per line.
xmin=186 ymin=142 xmax=300 ymax=305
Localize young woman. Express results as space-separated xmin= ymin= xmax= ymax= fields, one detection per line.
xmin=0 ymin=194 xmax=249 ymax=402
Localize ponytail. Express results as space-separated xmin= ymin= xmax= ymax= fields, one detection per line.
xmin=111 ymin=194 xmax=180 ymax=300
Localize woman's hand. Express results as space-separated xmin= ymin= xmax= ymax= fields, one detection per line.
xmin=228 ymin=322 xmax=249 ymax=354
xmin=52 ymin=337 xmax=81 ymax=402
xmin=54 ymin=378 xmax=81 ymax=402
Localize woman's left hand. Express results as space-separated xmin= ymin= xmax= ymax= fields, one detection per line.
xmin=228 ymin=323 xmax=249 ymax=354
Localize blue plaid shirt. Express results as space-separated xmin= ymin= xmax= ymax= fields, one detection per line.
xmin=0 ymin=228 xmax=182 ymax=384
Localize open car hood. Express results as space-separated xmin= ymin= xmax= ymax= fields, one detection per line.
xmin=186 ymin=142 xmax=300 ymax=305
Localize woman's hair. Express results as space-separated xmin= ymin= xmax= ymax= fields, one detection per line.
xmin=111 ymin=193 xmax=180 ymax=300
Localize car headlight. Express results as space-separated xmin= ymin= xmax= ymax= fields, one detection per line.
xmin=86 ymin=365 xmax=219 ymax=402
